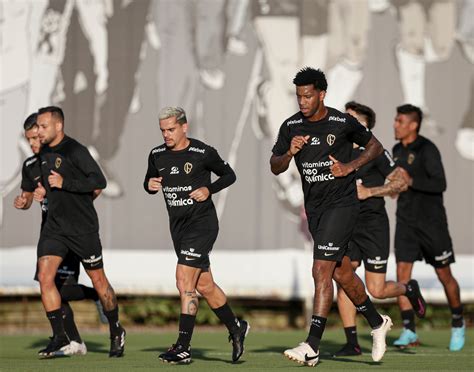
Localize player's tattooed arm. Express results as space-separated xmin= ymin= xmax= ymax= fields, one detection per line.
xmin=270 ymin=135 xmax=309 ymax=175
xmin=348 ymin=136 xmax=383 ymax=173
xmin=184 ymin=290 xmax=199 ymax=315
xmin=356 ymin=167 xmax=408 ymax=200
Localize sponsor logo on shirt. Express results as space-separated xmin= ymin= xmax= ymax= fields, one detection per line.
xmin=326 ymin=134 xmax=336 ymax=146
xmin=328 ymin=116 xmax=346 ymax=123
xmin=163 ymin=186 xmax=194 ymax=207
xmin=188 ymin=147 xmax=205 ymax=154
xmin=55 ymin=157 xmax=62 ymax=169
xmin=301 ymin=161 xmax=335 ymax=183
xmin=286 ymin=118 xmax=303 ymax=126
xmin=26 ymin=157 xmax=38 ymax=167
xmin=170 ymin=166 xmax=179 ymax=175
xmin=310 ymin=137 xmax=320 ymax=146
xmin=152 ymin=147 xmax=166 ymax=154
xmin=184 ymin=162 xmax=193 ymax=174
xmin=408 ymin=153 xmax=415 ymax=165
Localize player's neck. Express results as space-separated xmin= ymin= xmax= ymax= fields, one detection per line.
xmin=49 ymin=132 xmax=65 ymax=147
xmin=401 ymin=133 xmax=418 ymax=147
xmin=307 ymin=105 xmax=327 ymax=122
xmin=172 ymin=138 xmax=190 ymax=151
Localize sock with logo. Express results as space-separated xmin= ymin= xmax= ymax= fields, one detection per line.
xmin=46 ymin=308 xmax=67 ymax=338
xmin=344 ymin=326 xmax=359 ymax=346
xmin=450 ymin=306 xmax=464 ymax=328
xmin=355 ymin=297 xmax=383 ymax=329
xmin=176 ymin=314 xmax=196 ymax=348
xmin=306 ymin=315 xmax=327 ymax=352
xmin=62 ymin=302 xmax=82 ymax=343
xmin=104 ymin=306 xmax=122 ymax=336
xmin=212 ymin=303 xmax=240 ymax=334
xmin=401 ymin=309 xmax=416 ymax=332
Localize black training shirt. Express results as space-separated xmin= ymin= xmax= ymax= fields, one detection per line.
xmin=144 ymin=138 xmax=236 ymax=231
xmin=393 ymin=135 xmax=448 ymax=225
xmin=21 ymin=154 xmax=48 ymax=226
xmin=39 ymin=136 xmax=106 ymax=236
xmin=272 ymin=107 xmax=373 ymax=215
xmin=352 ymin=148 xmax=396 ymax=215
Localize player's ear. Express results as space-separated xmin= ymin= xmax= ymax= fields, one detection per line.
xmin=409 ymin=120 xmax=418 ymax=133
xmin=319 ymin=90 xmax=326 ymax=102
xmin=182 ymin=123 xmax=188 ymax=134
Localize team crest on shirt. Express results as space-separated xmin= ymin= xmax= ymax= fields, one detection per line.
xmin=408 ymin=153 xmax=415 ymax=165
xmin=184 ymin=162 xmax=193 ymax=174
xmin=326 ymin=134 xmax=336 ymax=146
xmin=55 ymin=157 xmax=62 ymax=169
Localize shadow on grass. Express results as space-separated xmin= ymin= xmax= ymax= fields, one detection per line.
xmin=140 ymin=346 xmax=243 ymax=365
xmin=28 ymin=339 xmax=108 ymax=354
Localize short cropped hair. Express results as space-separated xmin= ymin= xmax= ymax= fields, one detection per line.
xmin=293 ymin=67 xmax=328 ymax=91
xmin=345 ymin=101 xmax=376 ymax=130
xmin=158 ymin=106 xmax=187 ymax=124
xmin=38 ymin=106 xmax=65 ymax=124
xmin=397 ymin=104 xmax=423 ymax=133
xmin=23 ymin=113 xmax=38 ymax=131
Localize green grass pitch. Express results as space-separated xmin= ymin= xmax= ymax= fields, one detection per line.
xmin=1 ymin=328 xmax=472 ymax=371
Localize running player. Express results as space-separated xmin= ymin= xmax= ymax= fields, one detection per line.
xmin=33 ymin=106 xmax=125 ymax=358
xmin=144 ymin=106 xmax=249 ymax=364
xmin=270 ymin=67 xmax=392 ymax=367
xmin=333 ymin=101 xmax=426 ymax=357
xmin=14 ymin=113 xmax=106 ymax=356
xmin=392 ymin=104 xmax=465 ymax=351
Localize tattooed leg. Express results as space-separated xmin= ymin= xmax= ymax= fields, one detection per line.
xmin=176 ymin=264 xmax=202 ymax=314
xmin=86 ymin=268 xmax=117 ymax=311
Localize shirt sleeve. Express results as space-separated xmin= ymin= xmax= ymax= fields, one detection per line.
xmin=375 ymin=150 xmax=397 ymax=178
xmin=346 ymin=115 xmax=373 ymax=148
xmin=61 ymin=145 xmax=107 ymax=193
xmin=411 ymin=143 xmax=447 ymax=193
xmin=204 ymin=147 xmax=236 ymax=194
xmin=271 ymin=122 xmax=291 ymax=156
xmin=20 ymin=161 xmax=36 ymax=192
xmin=143 ymin=151 xmax=160 ymax=194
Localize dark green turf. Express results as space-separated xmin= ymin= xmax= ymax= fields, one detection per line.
xmin=0 ymin=328 xmax=472 ymax=371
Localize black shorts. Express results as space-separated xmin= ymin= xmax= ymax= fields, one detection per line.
xmin=346 ymin=211 xmax=390 ymax=273
xmin=395 ymin=220 xmax=454 ymax=268
xmin=308 ymin=204 xmax=359 ymax=262
xmin=37 ymin=231 xmax=104 ymax=270
xmin=172 ymin=228 xmax=218 ymax=269
xmin=34 ymin=250 xmax=81 ymax=287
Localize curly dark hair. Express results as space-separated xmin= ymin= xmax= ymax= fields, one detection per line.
xmin=293 ymin=67 xmax=328 ymax=91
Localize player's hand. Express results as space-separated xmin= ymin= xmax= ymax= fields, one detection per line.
xmin=148 ymin=177 xmax=163 ymax=192
xmin=48 ymin=170 xmax=63 ymax=189
xmin=33 ymin=182 xmax=46 ymax=202
xmin=398 ymin=167 xmax=413 ymax=187
xmin=14 ymin=193 xmax=28 ymax=209
xmin=356 ymin=179 xmax=371 ymax=200
xmin=289 ymin=135 xmax=310 ymax=156
xmin=189 ymin=187 xmax=210 ymax=202
xmin=329 ymin=155 xmax=354 ymax=177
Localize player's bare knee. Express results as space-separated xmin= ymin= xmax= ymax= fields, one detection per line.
xmin=367 ymin=284 xmax=385 ymax=299
xmin=196 ymin=281 xmax=214 ymax=297
xmin=37 ymin=271 xmax=55 ymax=287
